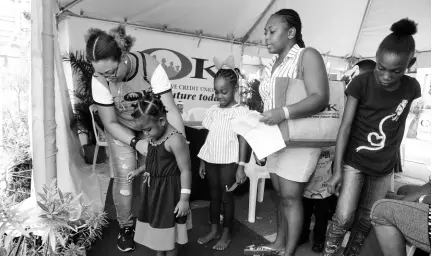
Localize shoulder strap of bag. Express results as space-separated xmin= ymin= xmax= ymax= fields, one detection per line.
xmin=296 ymin=47 xmax=313 ymax=79
xmin=138 ymin=51 xmax=150 ymax=84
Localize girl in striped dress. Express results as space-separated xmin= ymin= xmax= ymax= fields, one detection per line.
xmin=197 ymin=64 xmax=249 ymax=251
xmin=128 ymin=93 xmax=192 ymax=256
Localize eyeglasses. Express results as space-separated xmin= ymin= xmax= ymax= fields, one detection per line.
xmin=93 ymin=62 xmax=120 ymax=79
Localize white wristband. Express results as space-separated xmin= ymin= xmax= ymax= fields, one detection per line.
xmin=181 ymin=189 xmax=191 ymax=194
xmin=238 ymin=162 xmax=246 ymax=167
xmin=419 ymin=195 xmax=427 ymax=203
xmin=282 ymin=106 xmax=290 ymax=119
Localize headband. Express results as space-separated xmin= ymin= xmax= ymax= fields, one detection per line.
xmin=93 ymin=36 xmax=100 ymax=60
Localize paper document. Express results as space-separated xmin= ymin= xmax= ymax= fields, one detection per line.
xmin=231 ymin=111 xmax=285 ymax=160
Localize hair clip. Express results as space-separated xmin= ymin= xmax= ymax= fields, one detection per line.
xmin=213 ymin=55 xmax=236 ymax=70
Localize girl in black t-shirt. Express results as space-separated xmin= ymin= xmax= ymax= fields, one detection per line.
xmin=323 ymin=19 xmax=422 ymax=256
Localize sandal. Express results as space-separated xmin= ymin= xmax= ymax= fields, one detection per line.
xmin=244 ymin=244 xmax=285 ymax=255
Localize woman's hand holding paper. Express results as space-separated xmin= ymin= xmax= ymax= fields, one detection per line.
xmin=259 ymin=107 xmax=285 ymax=126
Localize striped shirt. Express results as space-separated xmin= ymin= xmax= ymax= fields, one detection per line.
xmin=198 ymin=104 xmax=249 ymax=164
xmin=259 ymin=44 xmax=303 ymax=111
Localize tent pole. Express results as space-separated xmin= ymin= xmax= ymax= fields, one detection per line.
xmin=57 ymin=0 xmax=83 ymax=15
xmin=43 ymin=0 xmax=57 ymax=186
xmin=350 ymin=0 xmax=372 ymax=57
xmin=60 ymin=13 xmax=355 ymax=60
xmin=241 ymin=0 xmax=277 ymax=44
xmin=31 ymin=0 xmax=57 ymax=193
xmin=361 ymin=50 xmax=431 ymax=59
xmin=62 ymin=13 xmax=251 ymax=46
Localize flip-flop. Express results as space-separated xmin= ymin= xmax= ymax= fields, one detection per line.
xmin=244 ymin=244 xmax=285 ymax=255
xmin=197 ymin=234 xmax=220 ymax=245
xmin=212 ymin=239 xmax=231 ymax=251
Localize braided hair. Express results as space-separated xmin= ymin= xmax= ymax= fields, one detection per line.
xmin=131 ymin=91 xmax=168 ymax=120
xmin=214 ymin=68 xmax=240 ymax=89
xmin=378 ymin=18 xmax=417 ymax=56
xmin=273 ymin=9 xmax=305 ymax=48
xmin=85 ymin=25 xmax=135 ymax=62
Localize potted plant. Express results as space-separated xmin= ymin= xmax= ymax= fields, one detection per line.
xmin=239 ymin=77 xmax=264 ymax=113
xmin=63 ymin=52 xmax=106 ymax=165
xmin=0 ymin=179 xmax=108 ymax=256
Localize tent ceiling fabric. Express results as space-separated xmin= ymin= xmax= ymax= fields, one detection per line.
xmin=59 ymin=0 xmax=431 ymax=58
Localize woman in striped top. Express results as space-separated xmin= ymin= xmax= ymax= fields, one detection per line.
xmin=245 ymin=9 xmax=329 ymax=256
xmin=197 ymin=67 xmax=249 ymax=251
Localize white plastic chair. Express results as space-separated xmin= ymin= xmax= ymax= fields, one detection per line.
xmin=401 ymin=114 xmax=415 ymax=167
xmin=244 ymin=152 xmax=270 ymax=223
xmin=89 ymin=104 xmax=108 ymax=173
xmin=390 ymin=171 xmax=395 ymax=192
xmin=188 ymin=107 xmax=208 ymax=122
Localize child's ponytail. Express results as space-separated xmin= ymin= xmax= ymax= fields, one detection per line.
xmin=108 ymin=25 xmax=136 ymax=53
xmin=131 ymin=91 xmax=167 ymax=120
xmin=390 ymin=19 xmax=417 ymax=37
xmin=378 ymin=18 xmax=417 ymax=56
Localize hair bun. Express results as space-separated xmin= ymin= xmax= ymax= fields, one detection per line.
xmin=390 ymin=18 xmax=417 ymax=36
xmin=108 ymin=25 xmax=136 ymax=52
xmin=84 ymin=28 xmax=105 ymax=43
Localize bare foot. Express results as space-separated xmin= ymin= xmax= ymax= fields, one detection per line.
xmin=213 ymin=230 xmax=231 ymax=251
xmin=197 ymin=231 xmax=219 ymax=245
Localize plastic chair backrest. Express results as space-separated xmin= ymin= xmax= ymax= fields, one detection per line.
xmin=89 ymin=104 xmax=107 ymax=146
xmin=188 ymin=107 xmax=208 ymax=122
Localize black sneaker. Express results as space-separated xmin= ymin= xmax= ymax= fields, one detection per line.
xmin=117 ymin=227 xmax=135 ymax=252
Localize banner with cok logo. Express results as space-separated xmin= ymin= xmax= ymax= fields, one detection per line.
xmin=62 ymin=16 xmax=243 ymax=122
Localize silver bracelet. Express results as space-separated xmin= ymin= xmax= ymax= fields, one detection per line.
xmin=238 ymin=162 xmax=246 ymax=167
xmin=419 ymin=195 xmax=427 ymax=203
xmin=181 ymin=189 xmax=191 ymax=194
xmin=282 ymin=106 xmax=290 ymax=119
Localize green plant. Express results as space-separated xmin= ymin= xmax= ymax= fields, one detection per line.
xmin=0 ymin=179 xmax=108 ymax=256
xmin=62 ymin=51 xmax=99 ymax=145
xmin=2 ymin=108 xmax=32 ymax=203
xmin=239 ymin=78 xmax=264 ymax=113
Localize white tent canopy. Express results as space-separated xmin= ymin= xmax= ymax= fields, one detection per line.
xmin=57 ymin=0 xmax=431 ymax=61
xmin=29 ymin=0 xmax=431 ymax=200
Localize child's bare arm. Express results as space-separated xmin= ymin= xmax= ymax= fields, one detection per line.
xmin=167 ymin=134 xmax=192 ymax=202
xmin=238 ymin=135 xmax=249 ymax=164
xmin=401 ymin=182 xmax=431 ymax=203
xmin=326 ymin=95 xmax=358 ymax=194
xmin=136 ymin=164 xmax=146 ymax=174
xmin=333 ymin=95 xmax=358 ymax=175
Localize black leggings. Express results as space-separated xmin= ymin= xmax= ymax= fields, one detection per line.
xmin=205 ymin=162 xmax=237 ymax=229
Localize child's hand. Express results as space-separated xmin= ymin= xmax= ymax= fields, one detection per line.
xmin=127 ymin=170 xmax=139 ymax=182
xmin=199 ymin=160 xmax=206 ymax=179
xmin=253 ymin=152 xmax=266 ymax=166
xmin=325 ymin=173 xmax=342 ymax=195
xmin=174 ymin=199 xmax=190 ymax=218
xmin=236 ymin=167 xmax=247 ymax=184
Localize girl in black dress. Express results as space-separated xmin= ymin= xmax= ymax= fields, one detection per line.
xmin=128 ymin=93 xmax=192 ymax=256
